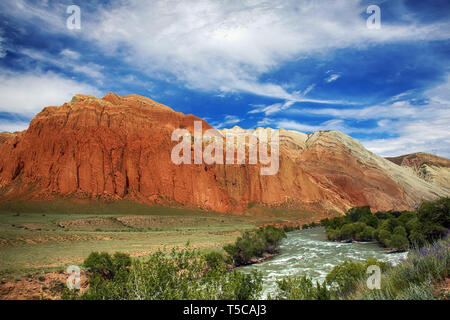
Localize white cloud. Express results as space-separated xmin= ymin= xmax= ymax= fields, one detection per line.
xmin=212 ymin=115 xmax=241 ymax=129
xmin=272 ymin=74 xmax=450 ymax=157
xmin=248 ymin=101 xmax=295 ymax=116
xmin=60 ymin=49 xmax=81 ymax=60
xmin=256 ymin=118 xmax=274 ymax=127
xmin=2 ymin=0 xmax=448 ymax=104
xmin=288 ymin=101 xmax=419 ymax=120
xmin=0 ymin=28 xmax=6 ymax=58
xmin=302 ymin=84 xmax=315 ymax=96
xmin=277 ymin=119 xmax=345 ymax=133
xmin=0 ymin=71 xmax=101 ymax=116
xmin=20 ymin=48 xmax=104 ymax=80
xmin=1 ymin=0 xmax=68 ymax=34
xmin=361 ymin=77 xmax=450 ymax=157
xmin=82 ymin=0 xmax=449 ymax=100
xmin=247 ymin=95 xmax=356 ymax=116
xmin=275 ymin=118 xmax=377 ymax=134
xmin=0 ymin=119 xmax=30 ymax=132
xmin=325 ymin=74 xmax=340 ymax=83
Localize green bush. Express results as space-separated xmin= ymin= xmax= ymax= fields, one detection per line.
xmin=83 ymin=252 xmax=131 ymax=280
xmin=273 ymin=276 xmax=332 ymax=300
xmin=393 ymin=226 xmax=407 ymax=238
xmin=377 ymin=229 xmax=392 ymax=247
xmin=353 ymin=237 xmax=449 ymax=300
xmin=325 ymin=198 xmax=449 ymax=250
xmin=358 ymin=226 xmax=375 ymax=241
xmin=325 ymin=258 xmax=388 ymax=297
xmin=77 ymin=249 xmax=263 ymax=300
xmin=345 ymin=206 xmax=371 ymax=223
xmin=223 ymin=226 xmax=286 ymax=266
xmin=389 ymin=234 xmax=409 ymax=251
xmin=204 ymin=251 xmax=226 ymax=271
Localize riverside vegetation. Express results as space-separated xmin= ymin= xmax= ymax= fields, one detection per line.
xmin=66 ymin=198 xmax=449 ymax=300
xmin=321 ymin=197 xmax=450 ymax=251
xmin=65 ymin=225 xmax=286 ymax=299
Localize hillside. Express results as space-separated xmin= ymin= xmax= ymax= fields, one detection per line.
xmin=386 ymin=152 xmax=450 ymax=193
xmin=0 ymin=93 xmax=448 ymax=214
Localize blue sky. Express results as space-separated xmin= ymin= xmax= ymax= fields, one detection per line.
xmin=0 ymin=0 xmax=449 ymax=157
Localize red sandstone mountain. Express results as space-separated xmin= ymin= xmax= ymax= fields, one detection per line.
xmin=0 ymin=93 xmax=448 ymax=214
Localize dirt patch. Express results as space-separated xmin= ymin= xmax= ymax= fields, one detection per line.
xmin=434 ymin=277 xmax=450 ymax=300
xmin=115 ymin=215 xmax=209 ymax=229
xmin=1 ymin=233 xmax=119 ymax=247
xmin=0 ymin=272 xmax=88 ymax=300
xmin=58 ymin=217 xmax=127 ymax=231
xmin=14 ymin=223 xmax=56 ymax=231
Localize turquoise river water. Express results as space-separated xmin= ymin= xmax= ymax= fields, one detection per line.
xmin=238 ymin=227 xmax=408 ymax=297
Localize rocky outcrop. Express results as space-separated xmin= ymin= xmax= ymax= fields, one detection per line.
xmin=386 ymin=153 xmax=450 ymax=193
xmin=0 ymin=93 xmax=448 ymax=214
xmin=0 ymin=132 xmax=17 ymax=145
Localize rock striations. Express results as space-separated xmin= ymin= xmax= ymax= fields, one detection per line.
xmin=0 ymin=93 xmax=448 ymax=214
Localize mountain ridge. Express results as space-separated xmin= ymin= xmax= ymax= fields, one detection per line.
xmin=0 ymin=93 xmax=448 ymax=214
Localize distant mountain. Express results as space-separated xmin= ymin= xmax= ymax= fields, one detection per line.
xmin=0 ymin=93 xmax=448 ymax=214
xmin=386 ymin=153 xmax=450 ymax=193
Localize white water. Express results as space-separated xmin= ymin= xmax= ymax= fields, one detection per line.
xmin=238 ymin=227 xmax=408 ymax=298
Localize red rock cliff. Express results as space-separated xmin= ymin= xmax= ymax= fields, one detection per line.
xmin=0 ymin=93 xmax=447 ymax=213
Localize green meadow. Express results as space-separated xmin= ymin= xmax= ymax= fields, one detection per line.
xmin=0 ymin=199 xmax=318 ymax=279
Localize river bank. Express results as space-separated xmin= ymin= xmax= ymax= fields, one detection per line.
xmin=238 ymin=227 xmax=408 ymax=297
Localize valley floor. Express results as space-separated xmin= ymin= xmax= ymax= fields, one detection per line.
xmin=0 ymin=200 xmax=325 ymax=299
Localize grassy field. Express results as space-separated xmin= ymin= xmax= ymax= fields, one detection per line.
xmin=0 ymin=199 xmax=324 ymax=281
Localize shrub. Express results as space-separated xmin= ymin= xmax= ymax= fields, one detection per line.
xmin=377 ymin=229 xmax=392 ymax=247
xmin=358 ymin=226 xmax=375 ymax=241
xmin=326 ymin=198 xmax=449 ymax=250
xmin=83 ymin=252 xmax=131 ymax=280
xmin=204 ymin=251 xmax=226 ymax=271
xmin=325 ymin=258 xmax=388 ymax=297
xmin=78 ymin=249 xmax=263 ymax=300
xmin=397 ymin=281 xmax=437 ymax=300
xmin=393 ymin=226 xmax=407 ymax=238
xmin=360 ymin=214 xmax=379 ymax=228
xmin=273 ymin=276 xmax=332 ymax=300
xmin=353 ymin=237 xmax=449 ymax=300
xmin=223 ymin=226 xmax=286 ymax=266
xmin=389 ymin=234 xmax=409 ymax=251
xmin=345 ymin=206 xmax=371 ymax=223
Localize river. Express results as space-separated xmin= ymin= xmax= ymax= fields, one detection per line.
xmin=238 ymin=227 xmax=408 ymax=298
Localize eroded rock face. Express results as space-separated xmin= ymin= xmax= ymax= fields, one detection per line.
xmin=0 ymin=132 xmax=17 ymax=145
xmin=386 ymin=153 xmax=450 ymax=193
xmin=0 ymin=93 xmax=448 ymax=214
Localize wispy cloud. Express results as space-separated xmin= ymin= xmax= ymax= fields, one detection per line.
xmin=19 ymin=48 xmax=104 ymax=80
xmin=325 ymin=74 xmax=340 ymax=83
xmin=211 ymin=115 xmax=241 ymax=129
xmin=361 ymin=77 xmax=450 ymax=157
xmin=0 ymin=119 xmax=30 ymax=132
xmin=80 ymin=0 xmax=449 ymax=100
xmin=0 ymin=70 xmax=101 ymax=116
xmin=0 ymin=0 xmax=448 ymax=158
xmin=277 ymin=119 xmax=346 ymax=133
xmin=282 ymin=76 xmax=450 ymax=157
xmin=0 ymin=30 xmax=6 ymax=58
xmin=248 ymin=101 xmax=295 ymax=116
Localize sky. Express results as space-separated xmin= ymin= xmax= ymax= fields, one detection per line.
xmin=0 ymin=0 xmax=449 ymax=157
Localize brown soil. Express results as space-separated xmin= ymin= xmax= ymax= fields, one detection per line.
xmin=0 ymin=272 xmax=88 ymax=300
